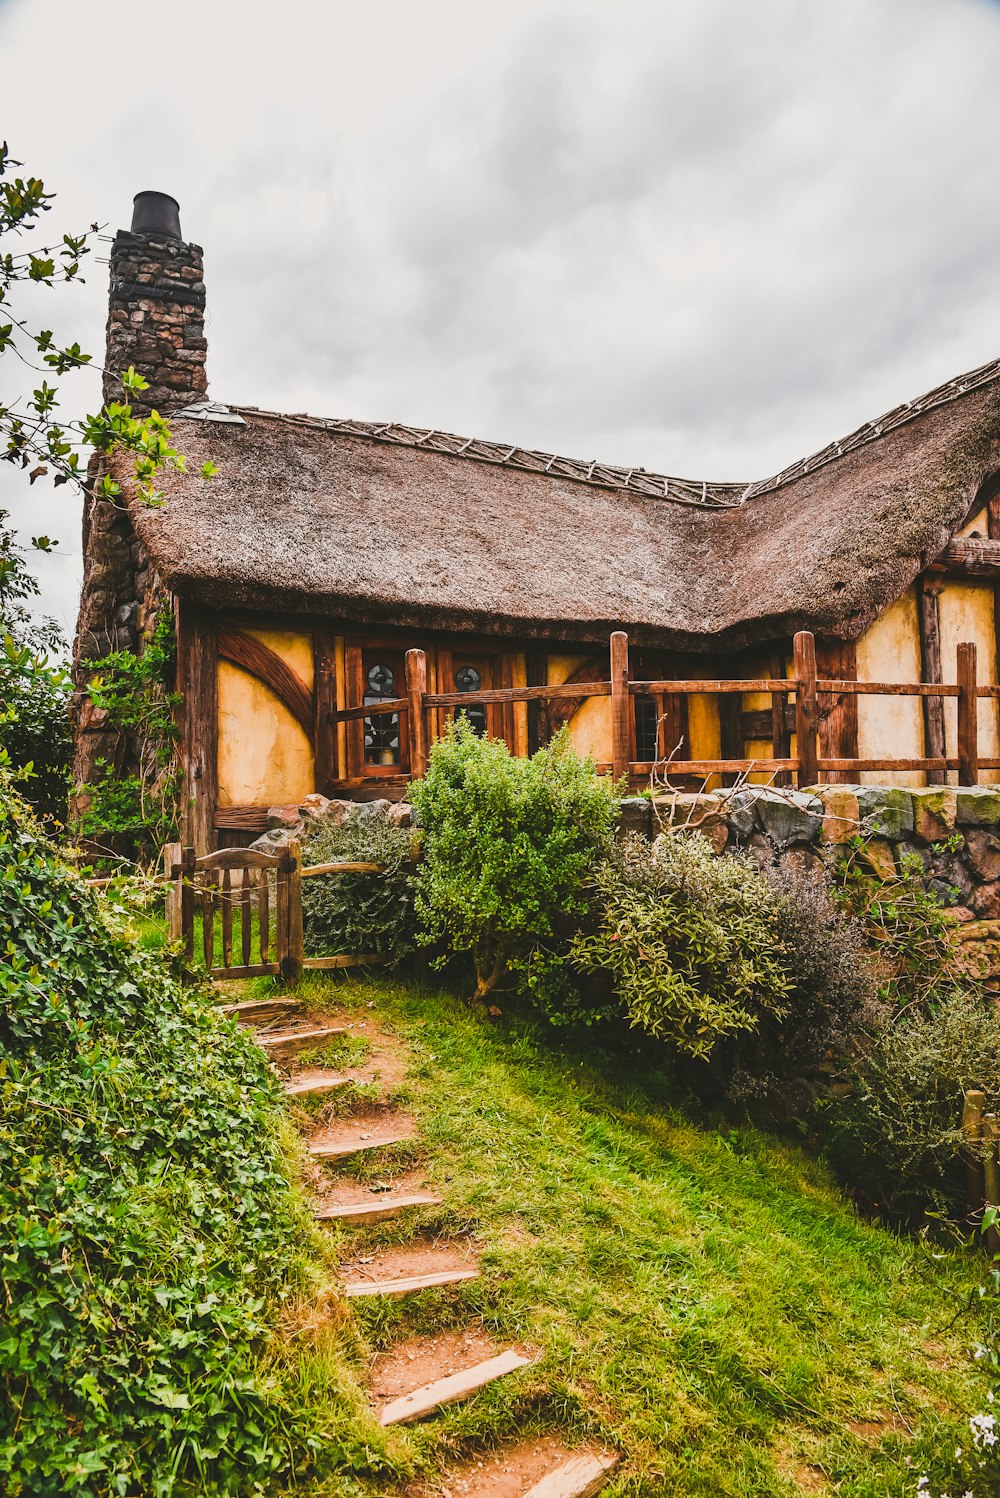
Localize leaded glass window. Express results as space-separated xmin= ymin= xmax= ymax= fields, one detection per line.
xmin=455 ymin=664 xmax=488 ymax=736
xmin=364 ymin=661 xmax=401 ymax=765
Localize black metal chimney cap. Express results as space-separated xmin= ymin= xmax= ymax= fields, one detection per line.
xmin=130 ymin=191 xmax=182 ymax=239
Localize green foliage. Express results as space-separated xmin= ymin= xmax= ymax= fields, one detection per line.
xmin=77 ymin=607 xmax=180 ymax=857
xmin=411 ymin=721 xmax=617 ymax=1001
xmin=301 ymin=808 xmax=418 ymax=961
xmin=0 ymin=508 xmax=70 ymax=823
xmin=0 ymin=773 xmax=388 ymax=1495
xmin=569 ymin=832 xmax=792 ymax=1059
xmin=823 ymin=989 xmax=1000 ymax=1217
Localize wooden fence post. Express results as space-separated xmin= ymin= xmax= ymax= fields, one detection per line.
xmin=176 ymin=846 xmax=195 ymax=961
xmin=793 ymin=631 xmax=819 ymax=788
xmin=164 ymin=841 xmax=183 ymax=942
xmin=984 ymin=1113 xmax=1000 ymax=1257
xmin=610 ymin=632 xmax=630 ymax=785
xmin=957 ymin=640 xmax=979 ymax=786
xmin=405 ymin=648 xmax=429 ymax=780
xmin=963 ymin=1089 xmax=987 ymax=1222
xmin=278 ymin=839 xmax=304 ymax=985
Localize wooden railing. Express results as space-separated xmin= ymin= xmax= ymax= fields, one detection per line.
xmin=963 ymin=1090 xmax=1000 ymax=1254
xmin=333 ymin=629 xmax=994 ymax=789
xmin=164 ymin=840 xmax=388 ymax=982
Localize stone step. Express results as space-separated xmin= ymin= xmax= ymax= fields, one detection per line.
xmin=219 ymin=997 xmax=302 ymax=1024
xmin=343 ymin=1267 xmax=478 ymax=1298
xmin=284 ymin=1075 xmax=351 ymax=1099
xmin=378 ymin=1348 xmax=531 ymax=1426
xmin=308 ymin=1129 xmax=412 ymax=1161
xmin=315 ymin=1193 xmax=440 ymax=1225
xmin=523 ymin=1453 xmax=620 ymax=1498
xmin=258 ymin=1026 xmax=346 ymax=1061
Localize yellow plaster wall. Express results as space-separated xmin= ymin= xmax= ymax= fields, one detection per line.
xmin=939 ymin=582 xmax=1000 ymax=784
xmin=217 ymin=662 xmax=315 ymax=807
xmin=855 ymin=587 xmax=924 ymax=786
xmin=245 ymin=628 xmax=314 ymax=689
xmin=512 ymin=652 xmax=528 ymax=757
xmin=545 ymin=654 xmax=612 ymax=765
xmin=958 ymin=507 xmax=988 ymax=538
xmin=688 ymin=695 xmax=722 ymax=789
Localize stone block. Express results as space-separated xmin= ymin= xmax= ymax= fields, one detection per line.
xmin=926 ymin=851 xmax=974 ymax=905
xmin=617 ymin=796 xmax=653 ymax=841
xmin=355 ymin=798 xmax=392 ymax=822
xmin=753 ymin=788 xmax=823 ymax=847
xmin=955 ymin=786 xmax=1000 ymax=826
xmin=651 ymin=791 xmax=723 ymax=831
xmin=816 ymin=788 xmax=861 ymax=845
xmin=387 ymin=802 xmax=416 ymax=828
xmin=965 ymin=828 xmax=1000 ymax=882
xmin=299 ymin=793 xmax=331 ymax=820
xmin=714 ymin=787 xmax=757 ymax=839
xmin=950 ymin=933 xmax=1000 ymax=980
xmin=854 ymin=787 xmax=914 ymax=840
xmin=972 ymin=881 xmax=1000 ymax=920
xmin=860 ymin=838 xmax=897 ymax=881
xmin=910 ymin=787 xmax=958 ymax=842
xmin=267 ymin=805 xmax=303 ymax=830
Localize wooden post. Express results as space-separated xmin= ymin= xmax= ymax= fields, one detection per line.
xmin=918 ymin=578 xmax=947 ymax=785
xmin=313 ymin=631 xmax=338 ymax=794
xmin=178 ymin=846 xmax=195 ymax=961
xmin=278 ymin=839 xmax=304 ymax=985
xmin=793 ymin=631 xmax=819 ymax=789
xmin=610 ymin=631 xmax=630 ymax=785
xmin=957 ymin=640 xmax=979 ymax=786
xmin=164 ymin=841 xmax=183 ymax=941
xmin=404 ymin=648 xmax=429 ymax=780
xmin=176 ymin=602 xmax=218 ymax=856
xmin=984 ymin=1113 xmax=1000 ymax=1256
xmin=963 ymin=1089 xmax=987 ymax=1221
xmin=816 ymin=640 xmax=860 ymax=785
xmin=525 ymin=649 xmax=549 ymax=753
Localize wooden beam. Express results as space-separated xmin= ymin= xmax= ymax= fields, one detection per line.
xmin=957 ymin=640 xmax=980 ymax=785
xmin=405 ymin=648 xmax=429 ymax=778
xmin=717 ymin=688 xmax=742 ymax=789
xmin=313 ymin=631 xmax=338 ymax=793
xmin=816 ymin=640 xmax=859 ymax=785
xmin=936 ymin=537 xmax=1000 ymax=575
xmin=219 ymin=625 xmax=314 ymax=736
xmin=526 ymin=650 xmax=549 ymax=752
xmin=918 ymin=577 xmax=947 ymax=786
xmin=610 ymin=632 xmax=630 ymax=783
xmin=177 ymin=604 xmax=218 ymax=855
xmin=793 ymin=631 xmax=819 ymax=788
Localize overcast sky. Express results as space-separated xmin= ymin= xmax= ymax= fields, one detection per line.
xmin=4 ymin=0 xmax=1000 ymax=636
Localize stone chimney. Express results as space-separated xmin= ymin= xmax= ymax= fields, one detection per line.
xmin=103 ymin=191 xmax=208 ymax=414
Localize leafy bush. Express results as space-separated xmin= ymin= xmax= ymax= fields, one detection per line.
xmin=569 ymin=832 xmax=791 ymax=1059
xmin=823 ymin=988 xmax=1000 ymax=1217
xmin=0 ymin=773 xmax=385 ymax=1495
xmin=411 ymin=720 xmax=617 ymax=1001
xmin=301 ymin=806 xmax=417 ymax=961
xmin=724 ymin=857 xmax=884 ymax=1105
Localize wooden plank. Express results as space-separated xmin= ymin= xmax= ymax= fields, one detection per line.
xmin=405 ymin=648 xmax=430 ymax=779
xmin=958 ymin=640 xmax=979 ymax=785
xmin=525 ymin=649 xmax=549 ymax=751
xmin=793 ymin=631 xmax=819 ymax=788
xmin=631 ymin=678 xmax=792 ymax=695
xmin=221 ymin=867 xmax=233 ymax=968
xmin=816 ymin=640 xmax=859 ymax=786
xmin=177 ymin=604 xmax=218 ymax=856
xmin=610 ymin=631 xmax=630 ymax=783
xmin=301 ymin=861 xmax=386 ymax=878
xmin=336 ymin=695 xmax=409 ymax=725
xmin=284 ymin=1075 xmax=351 ymax=1097
xmin=240 ymin=871 xmax=252 ymax=967
xmin=281 ymin=840 xmax=304 ymax=984
xmin=816 ymin=679 xmax=960 ymax=696
xmin=164 ymin=841 xmax=183 ymax=942
xmin=218 ymin=625 xmax=313 ymax=736
xmin=378 ymin=1348 xmax=531 ymax=1426
xmin=315 ymin=1192 xmax=441 ymax=1226
xmin=343 ymin=1267 xmax=478 ymax=1298
xmin=209 ymin=962 xmax=281 ymax=979
xmin=817 ymin=757 xmax=957 ymax=772
xmin=259 ymin=1026 xmax=346 ymax=1061
xmin=314 ymin=630 xmax=338 ymax=794
xmin=308 ymin=1129 xmax=412 ymax=1160
xmin=179 ymin=846 xmax=195 ymax=961
xmin=258 ymin=869 xmax=270 ymax=964
xmin=302 ymin=953 xmax=390 ymax=970
xmin=962 ymin=1089 xmax=987 ymax=1219
xmin=218 ymin=997 xmax=302 ymax=1022
xmin=424 ymin=681 xmax=611 ymax=708
xmin=196 ymin=847 xmax=286 ymax=870
xmin=630 ymin=758 xmax=799 ymax=774
xmin=523 ymin=1452 xmax=620 ymax=1498
xmin=202 ymin=878 xmax=215 ymax=969
xmin=213 ymin=805 xmax=270 ymax=832
xmin=918 ymin=578 xmax=947 ymax=786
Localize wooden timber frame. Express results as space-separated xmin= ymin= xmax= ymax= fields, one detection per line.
xmin=179 ymin=600 xmax=1000 ymax=852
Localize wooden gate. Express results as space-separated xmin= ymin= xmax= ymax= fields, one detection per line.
xmin=165 ymin=840 xmax=304 ymax=982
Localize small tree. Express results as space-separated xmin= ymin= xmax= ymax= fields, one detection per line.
xmin=411 ymin=720 xmax=617 ymax=1001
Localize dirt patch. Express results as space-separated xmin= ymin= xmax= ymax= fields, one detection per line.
xmin=406 ymin=1437 xmax=613 ymax=1498
xmin=312 ymin=1165 xmax=431 ymax=1208
xmin=340 ymin=1235 xmax=477 ymax=1287
xmin=370 ymin=1327 xmax=506 ymax=1404
xmin=283 ymin=1011 xmax=409 ymax=1092
xmin=308 ymin=1112 xmax=416 ymax=1156
xmin=847 ymin=1410 xmax=913 ymax=1443
xmin=772 ymin=1451 xmax=830 ymax=1495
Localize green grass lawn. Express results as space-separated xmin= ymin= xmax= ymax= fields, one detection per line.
xmin=238 ymin=968 xmax=986 ymax=1497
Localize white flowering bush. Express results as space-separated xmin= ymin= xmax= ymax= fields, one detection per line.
xmin=917 ymin=1212 xmax=999 ymax=1497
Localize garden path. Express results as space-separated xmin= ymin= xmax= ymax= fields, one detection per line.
xmin=223 ymin=990 xmax=621 ymax=1497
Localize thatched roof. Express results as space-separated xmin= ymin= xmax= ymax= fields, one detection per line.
xmin=122 ymin=356 xmax=1000 ymax=653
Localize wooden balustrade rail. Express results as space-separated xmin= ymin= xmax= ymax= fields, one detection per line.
xmin=322 ymin=630 xmax=991 ymax=791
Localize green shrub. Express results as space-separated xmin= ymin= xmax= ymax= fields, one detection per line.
xmin=724 ymin=858 xmax=884 ymax=1105
xmin=569 ymin=832 xmax=791 ymax=1059
xmin=301 ymin=807 xmax=417 ymax=961
xmin=823 ymin=988 xmax=1000 ymax=1217
xmin=0 ymin=772 xmax=385 ymax=1495
xmin=411 ymin=720 xmax=617 ymax=1001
